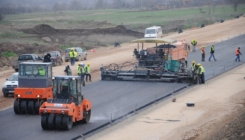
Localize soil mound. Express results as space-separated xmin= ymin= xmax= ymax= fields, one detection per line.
xmin=21 ymin=24 xmax=143 ymax=37
xmin=22 ymin=24 xmax=56 ymax=34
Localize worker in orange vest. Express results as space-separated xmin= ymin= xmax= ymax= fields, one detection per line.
xmin=201 ymin=46 xmax=205 ymax=61
xmin=235 ymin=47 xmax=242 ymax=62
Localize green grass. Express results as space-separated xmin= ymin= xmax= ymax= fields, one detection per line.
xmin=1 ymin=51 xmax=17 ymax=57
xmin=2 ymin=4 xmax=244 ymax=29
xmin=0 ymin=32 xmax=29 ymax=38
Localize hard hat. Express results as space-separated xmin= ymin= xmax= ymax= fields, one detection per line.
xmin=87 ymin=62 xmax=90 ymax=66
xmin=70 ymin=48 xmax=74 ymax=51
xmin=81 ymin=63 xmax=85 ymax=66
xmin=192 ymin=60 xmax=195 ymax=64
xmin=38 ymin=66 xmax=42 ymax=69
xmin=197 ymin=63 xmax=201 ymax=66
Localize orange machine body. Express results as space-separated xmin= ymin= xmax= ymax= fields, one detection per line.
xmin=14 ymin=86 xmax=53 ymax=99
xmin=39 ymin=99 xmax=92 ymax=122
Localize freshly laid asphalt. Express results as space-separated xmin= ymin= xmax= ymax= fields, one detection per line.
xmin=0 ymin=35 xmax=244 ymax=140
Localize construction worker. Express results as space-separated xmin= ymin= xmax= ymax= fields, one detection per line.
xmin=69 ymin=48 xmax=77 ymax=66
xmin=38 ymin=66 xmax=46 ymax=76
xmin=77 ymin=64 xmax=81 ymax=75
xmin=191 ymin=39 xmax=197 ymax=52
xmin=64 ymin=65 xmax=72 ymax=76
xmin=191 ymin=60 xmax=196 ymax=71
xmin=201 ymin=46 xmax=205 ymax=61
xmin=209 ymin=45 xmax=216 ymax=61
xmin=197 ymin=63 xmax=205 ymax=84
xmin=80 ymin=63 xmax=85 ymax=85
xmin=85 ymin=62 xmax=92 ymax=82
xmin=43 ymin=52 xmax=51 ymax=62
xmin=235 ymin=47 xmax=242 ymax=62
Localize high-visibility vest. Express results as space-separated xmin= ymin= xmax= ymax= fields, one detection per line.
xmin=191 ymin=40 xmax=197 ymax=45
xmin=199 ymin=66 xmax=205 ymax=74
xmin=69 ymin=51 xmax=77 ymax=58
xmin=236 ymin=49 xmax=240 ymax=55
xmin=77 ymin=66 xmax=81 ymax=74
xmin=39 ymin=69 xmax=46 ymax=76
xmin=80 ymin=67 xmax=85 ymax=74
xmin=211 ymin=46 xmax=214 ymax=53
xmin=86 ymin=66 xmax=91 ymax=74
xmin=191 ymin=63 xmax=196 ymax=70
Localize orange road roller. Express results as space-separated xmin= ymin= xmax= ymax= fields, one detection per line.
xmin=39 ymin=76 xmax=92 ymax=130
xmin=14 ymin=62 xmax=54 ymax=114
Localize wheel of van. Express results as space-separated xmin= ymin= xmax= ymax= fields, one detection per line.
xmin=84 ymin=55 xmax=87 ymax=60
xmin=3 ymin=92 xmax=8 ymax=97
xmin=59 ymin=59 xmax=62 ymax=65
xmin=53 ymin=61 xmax=57 ymax=66
xmin=65 ymin=60 xmax=68 ymax=62
xmin=15 ymin=69 xmax=18 ymax=72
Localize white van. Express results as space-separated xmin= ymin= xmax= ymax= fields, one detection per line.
xmin=144 ymin=26 xmax=163 ymax=38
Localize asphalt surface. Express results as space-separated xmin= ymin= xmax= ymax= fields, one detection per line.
xmin=0 ymin=35 xmax=244 ymax=140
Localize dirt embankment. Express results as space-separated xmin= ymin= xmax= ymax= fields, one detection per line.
xmin=21 ymin=24 xmax=144 ymax=37
xmin=0 ymin=43 xmax=60 ymax=67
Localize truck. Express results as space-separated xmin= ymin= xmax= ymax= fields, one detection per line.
xmin=64 ymin=47 xmax=87 ymax=62
xmin=12 ymin=54 xmax=43 ymax=72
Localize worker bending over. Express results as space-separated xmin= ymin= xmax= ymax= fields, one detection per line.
xmin=197 ymin=63 xmax=205 ymax=84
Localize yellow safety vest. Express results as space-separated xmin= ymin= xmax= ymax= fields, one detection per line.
xmin=199 ymin=66 xmax=205 ymax=74
xmin=80 ymin=67 xmax=85 ymax=74
xmin=77 ymin=66 xmax=81 ymax=74
xmin=39 ymin=69 xmax=46 ymax=76
xmin=191 ymin=63 xmax=196 ymax=70
xmin=69 ymin=51 xmax=77 ymax=58
xmin=86 ymin=66 xmax=91 ymax=73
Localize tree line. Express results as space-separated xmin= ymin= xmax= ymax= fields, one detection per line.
xmin=0 ymin=0 xmax=244 ymax=16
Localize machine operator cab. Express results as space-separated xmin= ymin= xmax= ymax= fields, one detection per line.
xmin=52 ymin=76 xmax=82 ymax=104
xmin=18 ymin=62 xmax=52 ymax=88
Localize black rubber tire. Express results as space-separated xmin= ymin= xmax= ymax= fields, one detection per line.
xmin=59 ymin=59 xmax=62 ymax=65
xmin=82 ymin=110 xmax=91 ymax=123
xmin=15 ymin=69 xmax=18 ymax=72
xmin=13 ymin=98 xmax=20 ymax=114
xmin=20 ymin=100 xmax=27 ymax=114
xmin=48 ymin=113 xmax=55 ymax=130
xmin=34 ymin=100 xmax=44 ymax=114
xmin=53 ymin=61 xmax=57 ymax=66
xmin=3 ymin=92 xmax=8 ymax=97
xmin=62 ymin=115 xmax=73 ymax=130
xmin=41 ymin=114 xmax=49 ymax=130
xmin=27 ymin=100 xmax=35 ymax=114
xmin=55 ymin=115 xmax=63 ymax=130
xmin=84 ymin=55 xmax=87 ymax=60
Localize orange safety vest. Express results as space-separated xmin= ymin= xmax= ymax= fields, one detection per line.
xmin=236 ymin=49 xmax=239 ymax=55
